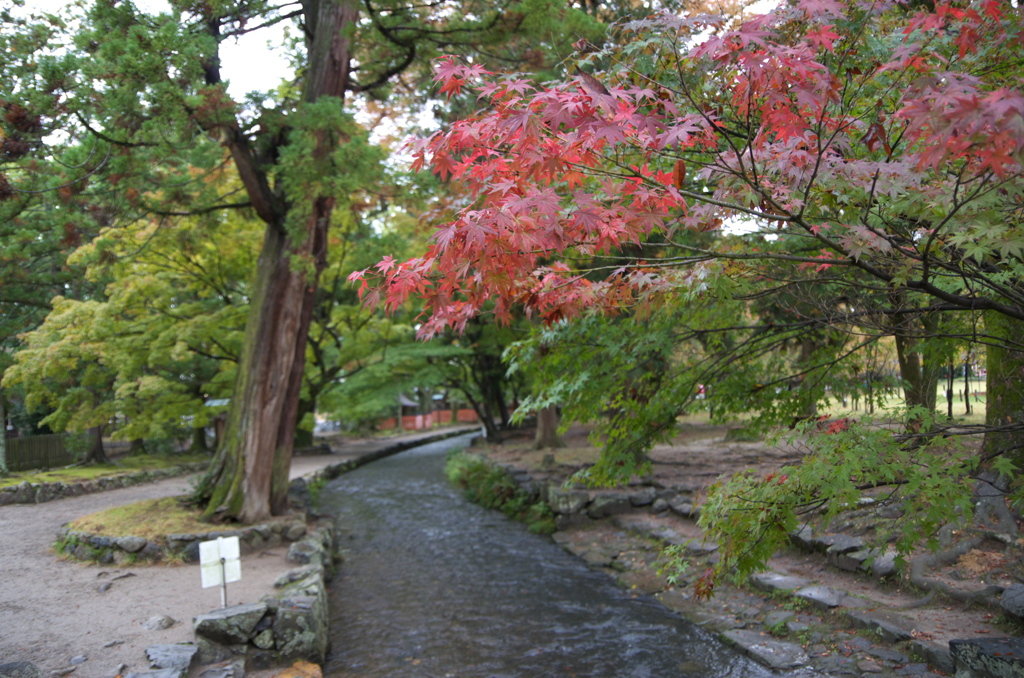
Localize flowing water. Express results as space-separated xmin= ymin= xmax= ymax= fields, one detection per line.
xmin=321 ymin=434 xmax=773 ymax=678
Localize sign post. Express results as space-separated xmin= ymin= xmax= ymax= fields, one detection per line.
xmin=199 ymin=536 xmax=241 ymax=608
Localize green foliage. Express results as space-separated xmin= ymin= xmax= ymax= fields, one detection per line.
xmin=445 ymin=450 xmax=556 ymax=534
xmin=696 ymin=413 xmax=1001 ymax=590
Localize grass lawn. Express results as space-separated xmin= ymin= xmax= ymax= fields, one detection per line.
xmin=68 ymin=496 xmax=214 ymax=541
xmin=0 ymin=453 xmax=211 ymax=489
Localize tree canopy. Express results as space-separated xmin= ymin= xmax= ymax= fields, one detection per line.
xmin=355 ymin=0 xmax=1024 ymax=588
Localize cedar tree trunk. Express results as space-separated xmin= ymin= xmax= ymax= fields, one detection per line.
xmin=195 ymin=0 xmax=356 ymax=522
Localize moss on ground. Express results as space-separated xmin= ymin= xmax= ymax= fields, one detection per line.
xmin=0 ymin=453 xmax=210 ymax=489
xmin=68 ymin=496 xmax=216 ymax=542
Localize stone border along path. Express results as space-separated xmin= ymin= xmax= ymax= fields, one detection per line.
xmin=0 ymin=426 xmax=480 ymax=678
xmin=0 ymin=462 xmax=210 ymax=507
xmin=492 ymin=460 xmax=1024 ymax=678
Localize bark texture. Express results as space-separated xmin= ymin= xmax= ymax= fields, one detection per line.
xmin=983 ymin=312 xmax=1024 ymax=468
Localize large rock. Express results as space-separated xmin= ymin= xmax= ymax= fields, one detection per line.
xmin=950 ymin=637 xmax=1024 ymax=678
xmin=145 ymin=644 xmax=198 ymax=678
xmin=794 ymin=585 xmax=847 ymax=610
xmin=116 ymin=536 xmax=147 ymax=553
xmin=845 ymin=609 xmax=915 ymax=643
xmin=548 ymin=488 xmax=589 ymax=515
xmin=749 ymin=572 xmax=810 ymax=594
xmin=193 ymin=603 xmax=268 ymax=645
xmin=1000 ymin=584 xmax=1024 ymax=623
xmin=0 ymin=662 xmax=43 ymax=678
xmin=272 ymin=596 xmax=328 ymax=662
xmin=722 ymin=630 xmax=808 ymax=670
xmin=286 ymin=540 xmax=321 ymax=565
xmin=586 ymin=493 xmax=632 ymax=519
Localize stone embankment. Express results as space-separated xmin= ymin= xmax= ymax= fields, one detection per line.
xmin=482 ymin=443 xmax=1024 ymax=678
xmin=0 ymin=463 xmax=209 ymax=506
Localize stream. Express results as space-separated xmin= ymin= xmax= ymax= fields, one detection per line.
xmin=320 ymin=433 xmax=774 ymax=678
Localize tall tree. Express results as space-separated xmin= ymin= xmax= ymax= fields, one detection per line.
xmin=3 ymin=0 xmax=603 ymax=521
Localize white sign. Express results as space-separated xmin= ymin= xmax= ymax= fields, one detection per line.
xmin=199 ymin=536 xmax=241 ymax=589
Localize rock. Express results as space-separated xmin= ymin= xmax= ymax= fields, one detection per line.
xmin=182 ymin=541 xmax=201 ymax=564
xmin=193 ymin=602 xmax=268 ymax=645
xmin=668 ymin=496 xmax=696 ymax=517
xmin=145 ymin=644 xmax=198 ymax=677
xmin=48 ymin=670 xmax=75 ymax=678
xmin=786 ymin=621 xmax=810 ymax=633
xmin=650 ymin=498 xmax=669 ymax=513
xmin=109 ymin=665 xmax=127 ymax=678
xmin=285 ymin=523 xmax=307 ymax=541
xmin=866 ymin=647 xmax=909 ymax=664
xmin=857 ymin=659 xmax=883 ymax=673
xmin=722 ymin=629 xmax=809 ymax=669
xmin=581 ymin=550 xmax=615 ymax=567
xmin=749 ymin=572 xmax=810 ymax=594
xmin=88 ymin=535 xmax=113 ymax=549
xmin=794 ymin=586 xmax=847 ymax=610
xmin=273 ymin=595 xmax=328 ymax=662
xmin=845 ymin=609 xmax=915 ymax=643
xmin=124 ymin=670 xmax=180 ymax=678
xmin=97 ymin=582 xmax=112 ymax=593
xmin=253 ymin=630 xmax=275 ymax=650
xmin=764 ymin=610 xmax=795 ymax=628
xmin=102 ymin=640 xmax=124 ymax=648
xmin=910 ymin=639 xmax=954 ymax=674
xmin=683 ymin=539 xmax=718 ymax=553
xmin=115 ymin=536 xmax=147 ymax=553
xmin=548 ymin=488 xmax=589 ymax=515
xmin=788 ymin=524 xmax=815 ymax=550
xmin=824 ymin=534 xmax=865 ymax=555
xmin=1000 ymin=583 xmax=1024 ymax=623
xmin=143 ymin=615 xmax=176 ymax=631
xmin=628 ymin=488 xmax=657 ymax=506
xmin=287 ymin=540 xmax=320 ymax=565
xmin=275 ymin=566 xmax=322 ymax=589
xmin=950 ymin=638 xmax=1024 ymax=678
xmin=196 ymin=659 xmax=244 ymax=678
xmin=140 ymin=543 xmax=164 ymax=561
xmin=870 ymin=550 xmax=898 ymax=578
xmin=587 ymin=494 xmax=633 ymax=519
xmin=72 ymin=544 xmax=93 ymax=561
xmin=0 ymin=662 xmax=44 ymax=678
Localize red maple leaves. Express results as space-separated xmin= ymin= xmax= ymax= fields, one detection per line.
xmin=352 ymin=3 xmax=1024 ymax=336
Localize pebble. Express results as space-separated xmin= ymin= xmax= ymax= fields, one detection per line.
xmin=97 ymin=582 xmax=112 ymax=593
xmin=69 ymin=659 xmax=86 ymax=667
xmin=142 ymin=615 xmax=176 ymax=631
xmin=102 ymin=641 xmax=124 ymax=649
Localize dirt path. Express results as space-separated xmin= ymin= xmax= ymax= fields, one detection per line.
xmin=0 ymin=428 xmax=479 ymax=677
xmin=0 ymin=475 xmax=294 ymax=678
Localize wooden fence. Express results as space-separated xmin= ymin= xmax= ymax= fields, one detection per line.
xmin=4 ymin=434 xmax=79 ymax=472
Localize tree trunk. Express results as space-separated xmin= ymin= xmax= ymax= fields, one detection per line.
xmin=84 ymin=425 xmax=109 ymax=464
xmin=190 ymin=426 xmax=209 ymax=454
xmin=194 ymin=0 xmax=356 ymax=523
xmin=983 ymin=312 xmax=1024 ymax=469
xmin=891 ymin=297 xmax=939 ymax=418
xmin=293 ymin=397 xmax=315 ymax=449
xmin=534 ymin=405 xmax=563 ymax=449
xmin=128 ymin=438 xmax=146 ymax=456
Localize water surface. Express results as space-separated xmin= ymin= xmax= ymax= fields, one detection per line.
xmin=322 ymin=434 xmax=772 ymax=678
